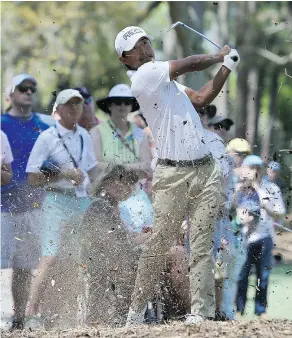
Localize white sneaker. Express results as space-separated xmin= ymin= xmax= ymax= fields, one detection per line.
xmin=185 ymin=314 xmax=205 ymax=325
xmin=125 ymin=305 xmax=147 ymax=327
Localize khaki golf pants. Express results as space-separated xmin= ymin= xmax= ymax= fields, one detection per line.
xmin=129 ymin=158 xmax=222 ymax=318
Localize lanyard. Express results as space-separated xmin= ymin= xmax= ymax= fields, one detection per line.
xmin=108 ymin=120 xmax=137 ymax=159
xmin=54 ymin=125 xmax=84 ymax=169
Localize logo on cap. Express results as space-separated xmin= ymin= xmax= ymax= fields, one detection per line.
xmin=123 ymin=27 xmax=144 ymax=41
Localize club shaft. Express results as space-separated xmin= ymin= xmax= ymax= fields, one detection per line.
xmin=180 ymin=23 xmax=221 ymax=49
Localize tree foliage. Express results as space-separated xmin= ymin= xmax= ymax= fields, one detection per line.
xmin=1 ymin=1 xmax=291 ymax=157
xmin=1 ymin=1 xmax=148 ymax=113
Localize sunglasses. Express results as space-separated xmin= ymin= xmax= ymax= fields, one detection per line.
xmin=17 ymin=85 xmax=37 ymax=93
xmin=111 ymin=98 xmax=133 ymax=106
xmin=213 ymin=124 xmax=230 ymax=131
xmin=234 ymin=152 xmax=250 ymax=157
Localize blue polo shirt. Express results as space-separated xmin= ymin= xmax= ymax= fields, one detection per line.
xmin=1 ymin=113 xmax=49 ymax=213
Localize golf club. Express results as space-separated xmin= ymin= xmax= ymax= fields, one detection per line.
xmin=168 ymin=21 xmax=238 ymax=62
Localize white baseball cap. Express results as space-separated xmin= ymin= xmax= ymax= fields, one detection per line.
xmin=115 ymin=26 xmax=154 ymax=56
xmin=7 ymin=73 xmax=37 ymax=95
xmin=52 ymin=89 xmax=84 ymax=120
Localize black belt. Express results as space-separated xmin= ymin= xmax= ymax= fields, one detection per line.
xmin=157 ymin=155 xmax=212 ymax=168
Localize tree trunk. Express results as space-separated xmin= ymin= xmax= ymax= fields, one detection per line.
xmin=260 ymin=69 xmax=278 ymax=162
xmin=254 ymin=67 xmax=265 ymax=149
xmin=167 ymin=1 xmax=207 ymax=89
xmin=234 ymin=64 xmax=249 ymax=138
xmin=245 ymin=69 xmax=258 ymax=147
xmin=214 ymin=1 xmax=230 ymax=115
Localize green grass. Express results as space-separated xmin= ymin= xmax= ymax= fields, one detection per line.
xmin=241 ymin=264 xmax=292 ymax=320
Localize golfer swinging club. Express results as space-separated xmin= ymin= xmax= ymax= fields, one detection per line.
xmin=115 ymin=26 xmax=240 ymax=325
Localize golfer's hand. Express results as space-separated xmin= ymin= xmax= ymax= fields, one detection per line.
xmin=223 ymin=49 xmax=240 ymax=71
xmin=218 ymin=45 xmax=231 ymax=60
xmin=65 ymin=168 xmax=85 ymax=186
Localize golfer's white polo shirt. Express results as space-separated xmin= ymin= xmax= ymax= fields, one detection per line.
xmin=128 ymin=61 xmax=209 ymax=161
xmin=26 ymin=121 xmax=97 ymax=194
xmin=204 ymin=129 xmax=229 ymax=179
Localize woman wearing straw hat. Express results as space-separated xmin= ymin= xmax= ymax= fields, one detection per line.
xmin=91 ymin=84 xmax=152 ymax=171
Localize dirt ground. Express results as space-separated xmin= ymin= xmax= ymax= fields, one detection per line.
xmin=2 ymin=320 xmax=292 ymax=338
xmin=2 ymin=228 xmax=291 ymax=337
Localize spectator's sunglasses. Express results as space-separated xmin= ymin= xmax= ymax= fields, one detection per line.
xmin=213 ymin=123 xmax=230 ymax=131
xmin=111 ymin=98 xmax=134 ymax=106
xmin=234 ymin=152 xmax=250 ymax=157
xmin=17 ymin=85 xmax=37 ymax=93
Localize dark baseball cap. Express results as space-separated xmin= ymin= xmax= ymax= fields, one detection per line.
xmin=73 ymin=87 xmax=92 ymax=100
xmin=197 ymin=105 xmax=217 ymax=118
xmin=208 ymin=115 xmax=234 ymax=127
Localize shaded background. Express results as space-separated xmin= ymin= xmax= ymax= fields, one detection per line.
xmin=1 ymin=1 xmax=291 ymax=210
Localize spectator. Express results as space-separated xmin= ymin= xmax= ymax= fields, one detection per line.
xmin=74 ymin=86 xmax=100 ymax=131
xmin=79 ymin=165 xmax=144 ymax=325
xmin=198 ymin=108 xmax=231 ymax=180
xmin=219 ymin=138 xmax=252 ymax=320
xmin=5 ymin=89 xmax=54 ymax=126
xmin=1 ymin=73 xmax=50 ymax=330
xmin=1 ymin=130 xmax=14 ymax=273
xmin=235 ymin=155 xmax=286 ymax=318
xmin=222 ymin=201 xmax=258 ymax=319
xmin=225 ymin=138 xmax=252 ymax=210
xmin=262 ymin=161 xmax=285 ymax=194
xmin=25 ymin=89 xmax=98 ymax=322
xmin=1 ymin=130 xmax=13 ymax=186
xmin=226 ymin=138 xmax=252 ymax=169
xmin=36 ymin=113 xmax=55 ymax=126
xmin=91 ymin=84 xmax=151 ymax=171
xmin=91 ymin=84 xmax=153 ymax=233
xmin=198 ymin=108 xmax=234 ymax=319
xmin=208 ymin=115 xmax=234 ymax=143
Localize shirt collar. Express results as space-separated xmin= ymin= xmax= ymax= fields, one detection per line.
xmin=55 ymin=121 xmax=81 ymax=137
xmin=127 ymin=70 xmax=136 ymax=79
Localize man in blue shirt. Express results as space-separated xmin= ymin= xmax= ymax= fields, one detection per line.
xmin=1 ymin=74 xmax=49 ymax=330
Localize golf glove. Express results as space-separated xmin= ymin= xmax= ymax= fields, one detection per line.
xmin=223 ymin=49 xmax=240 ymax=71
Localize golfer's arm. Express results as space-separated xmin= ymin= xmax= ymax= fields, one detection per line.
xmin=185 ymin=66 xmax=231 ymax=110
xmin=169 ymin=54 xmax=223 ymax=80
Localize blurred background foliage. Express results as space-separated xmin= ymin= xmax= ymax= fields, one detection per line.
xmin=1 ymin=1 xmax=291 ymax=191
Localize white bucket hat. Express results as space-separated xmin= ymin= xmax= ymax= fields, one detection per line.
xmin=115 ymin=26 xmax=154 ymax=56
xmin=51 ymin=89 xmax=84 ymax=120
xmin=96 ymin=84 xmax=139 ymax=114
